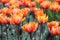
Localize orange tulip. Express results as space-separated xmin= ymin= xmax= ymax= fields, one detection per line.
xmin=9 ymin=0 xmax=19 ymax=8
xmin=8 ymin=8 xmax=21 ymax=15
xmin=10 ymin=13 xmax=23 ymax=24
xmin=0 ymin=14 xmax=10 ymax=24
xmin=22 ymin=22 xmax=38 ymax=32
xmin=12 ymin=8 xmax=20 ymax=15
xmin=48 ymin=21 xmax=59 ymax=35
xmin=49 ymin=26 xmax=58 ymax=35
xmin=34 ymin=8 xmax=44 ymax=16
xmin=21 ymin=8 xmax=30 ymax=16
xmin=34 ymin=8 xmax=48 ymax=24
xmin=48 ymin=21 xmax=59 ymax=28
xmin=1 ymin=7 xmax=9 ymax=14
xmin=36 ymin=14 xmax=48 ymax=24
xmin=40 ymin=1 xmax=51 ymax=9
xmin=49 ymin=2 xmax=59 ymax=11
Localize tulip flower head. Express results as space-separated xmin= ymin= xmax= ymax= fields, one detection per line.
xmin=10 ymin=13 xmax=23 ymax=25
xmin=49 ymin=2 xmax=59 ymax=11
xmin=22 ymin=22 xmax=38 ymax=32
xmin=48 ymin=21 xmax=59 ymax=35
xmin=36 ymin=14 xmax=48 ymax=24
xmin=0 ymin=14 xmax=10 ymax=24
xmin=40 ymin=1 xmax=51 ymax=9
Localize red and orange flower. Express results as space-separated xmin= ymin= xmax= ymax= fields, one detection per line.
xmin=1 ymin=7 xmax=9 ymax=15
xmin=48 ymin=21 xmax=59 ymax=35
xmin=22 ymin=22 xmax=38 ymax=32
xmin=10 ymin=13 xmax=23 ymax=25
xmin=49 ymin=2 xmax=59 ymax=11
xmin=34 ymin=8 xmax=48 ymax=24
xmin=0 ymin=14 xmax=10 ymax=24
xmin=40 ymin=1 xmax=51 ymax=9
xmin=34 ymin=8 xmax=44 ymax=16
xmin=48 ymin=21 xmax=59 ymax=28
xmin=21 ymin=8 xmax=30 ymax=16
xmin=36 ymin=14 xmax=48 ymax=24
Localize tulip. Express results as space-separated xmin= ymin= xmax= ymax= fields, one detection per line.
xmin=21 ymin=8 xmax=30 ymax=16
xmin=40 ymin=1 xmax=51 ymax=9
xmin=1 ymin=7 xmax=9 ymax=14
xmin=12 ymin=8 xmax=20 ymax=14
xmin=48 ymin=21 xmax=59 ymax=28
xmin=9 ymin=0 xmax=20 ymax=8
xmin=10 ymin=13 xmax=23 ymax=25
xmin=22 ymin=22 xmax=38 ymax=32
xmin=49 ymin=26 xmax=58 ymax=35
xmin=34 ymin=8 xmax=44 ymax=16
xmin=36 ymin=14 xmax=48 ymax=24
xmin=0 ymin=14 xmax=10 ymax=24
xmin=22 ymin=22 xmax=38 ymax=40
xmin=48 ymin=21 xmax=59 ymax=35
xmin=49 ymin=2 xmax=59 ymax=11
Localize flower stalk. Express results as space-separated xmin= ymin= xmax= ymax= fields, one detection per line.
xmin=29 ymin=32 xmax=32 ymax=40
xmin=16 ymin=24 xmax=20 ymax=40
xmin=6 ymin=24 xmax=9 ymax=40
xmin=40 ymin=24 xmax=43 ymax=40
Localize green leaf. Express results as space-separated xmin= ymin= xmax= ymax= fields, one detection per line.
xmin=36 ymin=4 xmax=40 ymax=8
xmin=0 ymin=3 xmax=3 ymax=9
xmin=21 ymin=31 xmax=29 ymax=40
xmin=47 ymin=9 xmax=54 ymax=22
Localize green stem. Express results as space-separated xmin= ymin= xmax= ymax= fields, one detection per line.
xmin=29 ymin=32 xmax=32 ymax=40
xmin=53 ymin=11 xmax=56 ymax=21
xmin=16 ymin=24 xmax=20 ymax=40
xmin=43 ymin=9 xmax=47 ymax=15
xmin=40 ymin=24 xmax=43 ymax=40
xmin=6 ymin=24 xmax=8 ymax=40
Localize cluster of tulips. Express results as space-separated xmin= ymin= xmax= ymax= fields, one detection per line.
xmin=0 ymin=0 xmax=60 ymax=35
xmin=40 ymin=0 xmax=60 ymax=11
xmin=22 ymin=8 xmax=48 ymax=32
